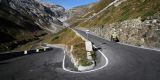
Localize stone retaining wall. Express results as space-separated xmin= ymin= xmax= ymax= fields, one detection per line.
xmin=88 ymin=17 xmax=160 ymax=49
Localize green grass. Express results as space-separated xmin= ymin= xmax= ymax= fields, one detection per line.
xmin=72 ymin=42 xmax=86 ymax=60
xmin=40 ymin=28 xmax=88 ymax=61
xmin=13 ymin=41 xmax=34 ymax=51
xmin=90 ymin=0 xmax=115 ymax=14
xmin=75 ymin=0 xmax=160 ymax=28
xmin=78 ymin=59 xmax=93 ymax=66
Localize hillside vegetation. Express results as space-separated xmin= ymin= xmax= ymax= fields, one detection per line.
xmin=73 ymin=0 xmax=160 ymax=27
xmin=43 ymin=29 xmax=86 ymax=59
xmin=66 ymin=3 xmax=95 ymax=28
xmin=40 ymin=28 xmax=91 ymax=66
xmin=68 ymin=0 xmax=160 ymax=49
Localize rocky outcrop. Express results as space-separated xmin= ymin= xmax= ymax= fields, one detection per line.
xmin=88 ymin=13 xmax=160 ymax=49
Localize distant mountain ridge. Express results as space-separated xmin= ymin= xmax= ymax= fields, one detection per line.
xmin=0 ymin=0 xmax=66 ymax=52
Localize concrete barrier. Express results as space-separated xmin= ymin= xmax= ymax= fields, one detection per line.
xmin=36 ymin=49 xmax=39 ymax=52
xmin=24 ymin=50 xmax=27 ymax=54
xmin=43 ymin=47 xmax=50 ymax=52
xmin=44 ymin=48 xmax=46 ymax=51
xmin=78 ymin=62 xmax=95 ymax=71
xmin=0 ymin=47 xmax=53 ymax=61
xmin=87 ymin=52 xmax=93 ymax=60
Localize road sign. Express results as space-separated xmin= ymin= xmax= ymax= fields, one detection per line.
xmin=85 ymin=41 xmax=93 ymax=51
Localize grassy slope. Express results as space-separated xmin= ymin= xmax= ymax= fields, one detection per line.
xmin=13 ymin=28 xmax=88 ymax=63
xmin=40 ymin=28 xmax=87 ymax=60
xmin=66 ymin=3 xmax=95 ymax=28
xmin=41 ymin=28 xmax=95 ymax=66
xmin=66 ymin=0 xmax=114 ymax=28
xmin=77 ymin=0 xmax=160 ymax=27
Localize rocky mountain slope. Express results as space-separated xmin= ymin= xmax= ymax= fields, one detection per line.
xmin=0 ymin=0 xmax=66 ymax=52
xmin=69 ymin=0 xmax=160 ymax=49
xmin=66 ymin=3 xmax=95 ymax=27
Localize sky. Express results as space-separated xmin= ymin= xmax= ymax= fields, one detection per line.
xmin=42 ymin=0 xmax=97 ymax=9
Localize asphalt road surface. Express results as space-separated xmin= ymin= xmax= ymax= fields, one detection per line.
xmin=0 ymin=29 xmax=160 ymax=80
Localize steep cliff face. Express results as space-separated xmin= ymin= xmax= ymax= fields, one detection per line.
xmin=0 ymin=0 xmax=65 ymax=29
xmin=44 ymin=4 xmax=65 ymax=17
xmin=0 ymin=0 xmax=66 ymax=52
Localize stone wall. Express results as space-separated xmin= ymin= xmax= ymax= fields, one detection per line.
xmin=89 ymin=15 xmax=160 ymax=49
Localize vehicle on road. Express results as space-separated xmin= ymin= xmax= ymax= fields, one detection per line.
xmin=111 ymin=32 xmax=119 ymax=42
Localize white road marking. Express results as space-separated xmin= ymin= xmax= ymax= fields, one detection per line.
xmin=61 ymin=29 xmax=109 ymax=73
xmin=62 ymin=45 xmax=109 ymax=73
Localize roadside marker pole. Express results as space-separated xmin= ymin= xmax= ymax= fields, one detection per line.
xmin=44 ymin=48 xmax=46 ymax=51
xmin=36 ymin=49 xmax=39 ymax=52
xmin=24 ymin=50 xmax=27 ymax=54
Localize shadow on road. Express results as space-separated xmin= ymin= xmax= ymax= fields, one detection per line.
xmin=93 ymin=47 xmax=102 ymax=51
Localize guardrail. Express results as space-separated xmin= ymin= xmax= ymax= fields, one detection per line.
xmin=0 ymin=47 xmax=53 ymax=61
